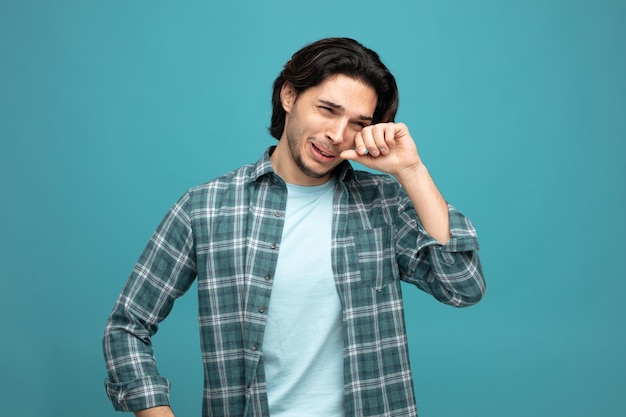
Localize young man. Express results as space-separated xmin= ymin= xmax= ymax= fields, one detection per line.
xmin=103 ymin=37 xmax=486 ymax=417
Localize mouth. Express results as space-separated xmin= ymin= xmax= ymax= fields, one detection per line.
xmin=311 ymin=142 xmax=337 ymax=160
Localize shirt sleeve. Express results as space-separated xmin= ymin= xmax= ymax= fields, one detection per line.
xmin=397 ymin=203 xmax=486 ymax=307
xmin=102 ymin=192 xmax=197 ymax=411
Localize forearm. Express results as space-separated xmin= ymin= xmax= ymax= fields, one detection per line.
xmin=135 ymin=406 xmax=175 ymax=417
xmin=398 ymin=202 xmax=486 ymax=306
xmin=421 ymin=248 xmax=485 ymax=306
xmin=395 ymin=163 xmax=450 ymax=244
xmin=103 ymin=318 xmax=172 ymax=411
xmin=104 ymin=191 xmax=196 ymax=411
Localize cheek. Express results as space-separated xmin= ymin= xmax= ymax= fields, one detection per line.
xmin=285 ymin=112 xmax=306 ymax=141
xmin=287 ymin=110 xmax=314 ymax=136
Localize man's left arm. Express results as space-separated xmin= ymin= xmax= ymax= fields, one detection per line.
xmin=341 ymin=122 xmax=485 ymax=306
xmin=341 ymin=122 xmax=450 ymax=242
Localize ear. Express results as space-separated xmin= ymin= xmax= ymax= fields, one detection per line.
xmin=280 ymin=82 xmax=297 ymax=112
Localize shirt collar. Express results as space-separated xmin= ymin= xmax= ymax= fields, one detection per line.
xmin=248 ymin=146 xmax=278 ymax=183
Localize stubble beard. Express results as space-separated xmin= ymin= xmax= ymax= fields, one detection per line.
xmin=286 ymin=126 xmax=333 ymax=180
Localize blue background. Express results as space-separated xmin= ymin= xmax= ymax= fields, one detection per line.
xmin=1 ymin=1 xmax=624 ymax=416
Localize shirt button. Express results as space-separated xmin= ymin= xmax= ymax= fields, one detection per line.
xmin=275 ymin=211 xmax=282 ymax=217
xmin=270 ymin=243 xmax=277 ymax=249
xmin=251 ymin=343 xmax=259 ymax=351
xmin=264 ymin=273 xmax=271 ymax=281
xmin=258 ymin=306 xmax=266 ymax=313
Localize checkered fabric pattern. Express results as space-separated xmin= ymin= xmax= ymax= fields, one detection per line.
xmin=103 ymin=147 xmax=485 ymax=417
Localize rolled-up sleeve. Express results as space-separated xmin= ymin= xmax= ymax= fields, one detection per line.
xmin=105 ymin=376 xmax=171 ymax=411
xmin=102 ymin=192 xmax=197 ymax=411
xmin=399 ymin=204 xmax=486 ymax=307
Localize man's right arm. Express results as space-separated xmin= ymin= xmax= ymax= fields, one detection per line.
xmin=103 ymin=192 xmax=197 ymax=412
xmin=135 ymin=406 xmax=176 ymax=417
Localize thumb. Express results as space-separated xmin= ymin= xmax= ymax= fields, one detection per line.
xmin=340 ymin=149 xmax=377 ymax=169
xmin=340 ymin=149 xmax=360 ymax=161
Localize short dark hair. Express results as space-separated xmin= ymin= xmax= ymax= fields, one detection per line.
xmin=269 ymin=37 xmax=399 ymax=140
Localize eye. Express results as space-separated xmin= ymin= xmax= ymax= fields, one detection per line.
xmin=320 ymin=106 xmax=335 ymax=114
xmin=352 ymin=121 xmax=369 ymax=130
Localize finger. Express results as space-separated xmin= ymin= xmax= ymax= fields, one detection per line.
xmin=361 ymin=125 xmax=389 ymax=157
xmin=371 ymin=124 xmax=390 ymax=155
xmin=382 ymin=124 xmax=397 ymax=150
xmin=354 ymin=131 xmax=370 ymax=156
xmin=367 ymin=123 xmax=400 ymax=156
xmin=340 ymin=149 xmax=360 ymax=160
xmin=356 ymin=127 xmax=376 ymax=156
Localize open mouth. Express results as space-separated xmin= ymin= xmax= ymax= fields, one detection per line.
xmin=311 ymin=143 xmax=336 ymax=159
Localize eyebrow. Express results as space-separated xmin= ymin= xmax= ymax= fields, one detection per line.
xmin=318 ymin=99 xmax=374 ymax=122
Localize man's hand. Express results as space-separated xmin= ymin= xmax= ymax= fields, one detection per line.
xmin=135 ymin=406 xmax=175 ymax=417
xmin=340 ymin=122 xmax=421 ymax=177
xmin=342 ymin=122 xmax=451 ymax=244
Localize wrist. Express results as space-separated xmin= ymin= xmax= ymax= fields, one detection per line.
xmin=135 ymin=406 xmax=175 ymax=417
xmin=393 ymin=161 xmax=426 ymax=187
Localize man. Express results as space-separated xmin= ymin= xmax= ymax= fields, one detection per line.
xmin=103 ymin=37 xmax=485 ymax=417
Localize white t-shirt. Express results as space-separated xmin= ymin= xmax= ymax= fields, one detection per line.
xmin=263 ymin=180 xmax=344 ymax=417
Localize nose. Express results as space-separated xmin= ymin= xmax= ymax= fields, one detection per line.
xmin=326 ymin=119 xmax=349 ymax=144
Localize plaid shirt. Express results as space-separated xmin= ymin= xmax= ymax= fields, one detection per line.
xmin=103 ymin=147 xmax=485 ymax=417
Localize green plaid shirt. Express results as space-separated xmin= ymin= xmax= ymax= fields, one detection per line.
xmin=103 ymin=147 xmax=485 ymax=417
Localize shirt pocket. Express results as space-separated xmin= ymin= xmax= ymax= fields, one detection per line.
xmin=353 ymin=227 xmax=399 ymax=291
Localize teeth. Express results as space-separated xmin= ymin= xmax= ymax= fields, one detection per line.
xmin=314 ymin=144 xmax=333 ymax=157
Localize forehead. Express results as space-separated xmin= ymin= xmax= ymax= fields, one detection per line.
xmin=306 ymin=74 xmax=377 ymax=115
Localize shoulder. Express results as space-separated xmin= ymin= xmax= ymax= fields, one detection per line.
xmin=186 ymin=147 xmax=274 ymax=198
xmin=193 ymin=163 xmax=256 ymax=191
xmin=175 ymin=163 xmax=257 ymax=211
xmin=187 ymin=164 xmax=254 ymax=200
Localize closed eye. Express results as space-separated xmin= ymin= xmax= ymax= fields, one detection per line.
xmin=352 ymin=120 xmax=371 ymax=130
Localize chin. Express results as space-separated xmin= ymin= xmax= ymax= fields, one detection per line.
xmin=296 ymin=159 xmax=332 ymax=180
